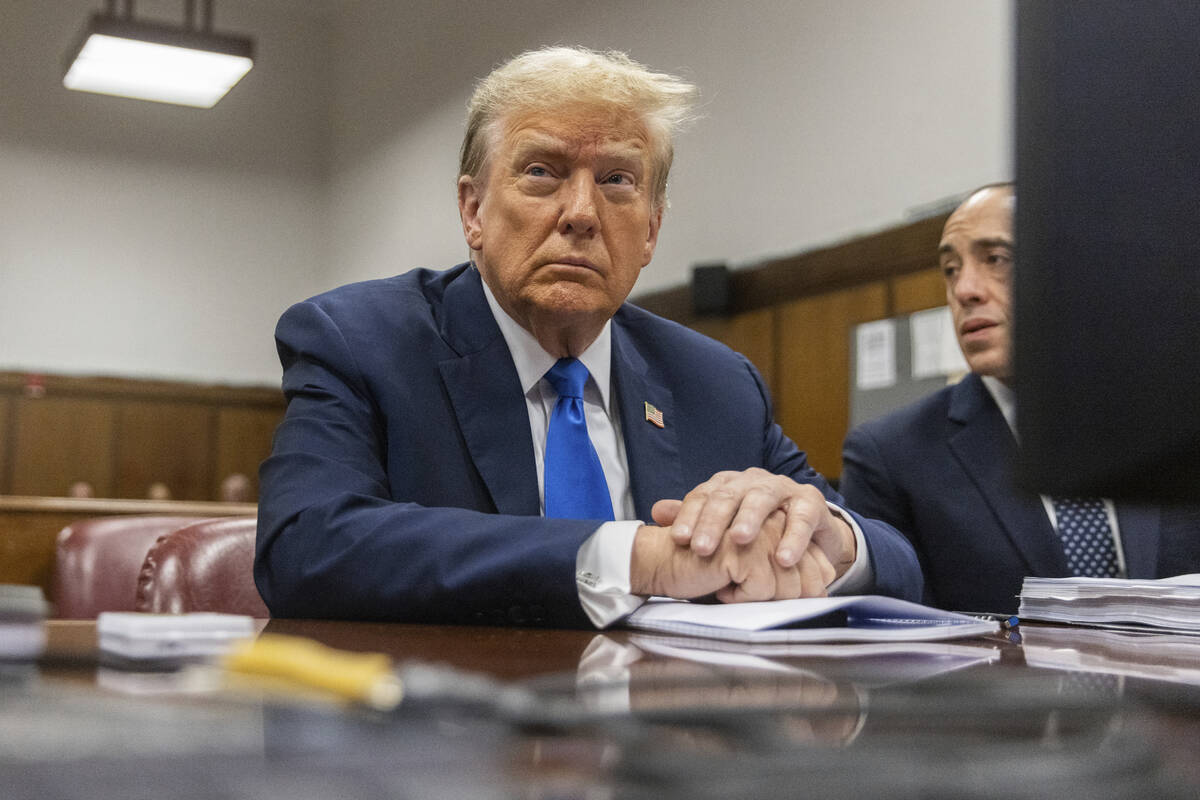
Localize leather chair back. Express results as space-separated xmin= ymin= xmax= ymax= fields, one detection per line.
xmin=54 ymin=516 xmax=205 ymax=618
xmin=136 ymin=516 xmax=268 ymax=617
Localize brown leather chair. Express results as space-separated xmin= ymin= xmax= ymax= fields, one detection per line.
xmin=136 ymin=516 xmax=268 ymax=617
xmin=54 ymin=516 xmax=206 ymax=618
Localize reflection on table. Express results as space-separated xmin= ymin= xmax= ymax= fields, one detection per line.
xmin=3 ymin=619 xmax=1200 ymax=798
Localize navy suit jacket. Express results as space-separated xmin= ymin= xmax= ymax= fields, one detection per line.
xmin=256 ymin=264 xmax=922 ymax=627
xmin=841 ymin=372 xmax=1200 ymax=614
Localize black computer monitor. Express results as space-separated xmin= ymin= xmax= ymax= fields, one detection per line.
xmin=1014 ymin=0 xmax=1200 ymax=503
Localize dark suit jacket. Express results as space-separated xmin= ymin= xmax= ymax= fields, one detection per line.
xmin=256 ymin=263 xmax=922 ymax=627
xmin=840 ymin=372 xmax=1200 ymax=614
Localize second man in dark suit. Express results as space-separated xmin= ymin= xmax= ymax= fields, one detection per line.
xmin=841 ymin=183 xmax=1200 ymax=613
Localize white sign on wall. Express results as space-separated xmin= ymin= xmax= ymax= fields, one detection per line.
xmin=910 ymin=307 xmax=968 ymax=379
xmin=855 ymin=319 xmax=898 ymax=390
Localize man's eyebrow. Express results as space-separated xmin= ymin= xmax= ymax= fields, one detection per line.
xmin=940 ymin=236 xmax=1014 ymax=258
xmin=509 ymin=134 xmax=570 ymax=160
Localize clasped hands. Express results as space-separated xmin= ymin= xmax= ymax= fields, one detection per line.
xmin=630 ymin=468 xmax=857 ymax=602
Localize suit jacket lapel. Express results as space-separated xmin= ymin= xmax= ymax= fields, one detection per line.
xmin=611 ymin=322 xmax=685 ymax=521
xmin=1115 ymin=503 xmax=1161 ymax=578
xmin=947 ymin=374 xmax=1069 ymax=575
xmin=436 ymin=267 xmax=540 ymax=516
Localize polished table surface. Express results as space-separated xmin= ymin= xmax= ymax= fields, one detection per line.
xmin=37 ymin=618 xmax=604 ymax=681
xmin=7 ymin=618 xmax=1200 ymax=798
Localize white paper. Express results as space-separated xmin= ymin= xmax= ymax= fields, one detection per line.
xmin=98 ymin=612 xmax=256 ymax=660
xmin=1018 ymin=575 xmax=1200 ymax=631
xmin=623 ymin=595 xmax=999 ymax=643
xmin=855 ymin=319 xmax=896 ymax=389
xmin=910 ymin=306 xmax=968 ymax=379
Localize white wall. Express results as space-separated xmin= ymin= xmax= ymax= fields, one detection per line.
xmin=325 ymin=0 xmax=1014 ymax=293
xmin=0 ymin=0 xmax=1013 ymax=385
xmin=0 ymin=0 xmax=332 ymax=384
xmin=0 ymin=144 xmax=325 ymax=384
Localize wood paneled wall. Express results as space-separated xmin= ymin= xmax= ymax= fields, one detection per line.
xmin=634 ymin=212 xmax=953 ymax=479
xmin=691 ymin=309 xmax=776 ymax=391
xmin=0 ymin=373 xmax=284 ymax=502
xmin=776 ymin=283 xmax=889 ymax=477
xmin=892 ymin=267 xmax=951 ymax=316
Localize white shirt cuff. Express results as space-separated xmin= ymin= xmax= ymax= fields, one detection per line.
xmin=824 ymin=502 xmax=873 ymax=595
xmin=576 ymin=520 xmax=646 ymax=628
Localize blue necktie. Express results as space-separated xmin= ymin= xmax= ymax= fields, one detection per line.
xmin=1052 ymin=496 xmax=1120 ymax=577
xmin=543 ymin=358 xmax=614 ymax=520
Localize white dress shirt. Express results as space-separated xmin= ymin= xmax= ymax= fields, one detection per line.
xmin=980 ymin=375 xmax=1127 ymax=575
xmin=481 ymin=280 xmax=871 ymax=627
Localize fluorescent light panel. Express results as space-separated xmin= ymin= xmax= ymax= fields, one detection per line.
xmin=63 ymin=15 xmax=253 ymax=109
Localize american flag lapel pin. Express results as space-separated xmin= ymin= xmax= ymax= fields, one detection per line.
xmin=644 ymin=401 xmax=665 ymax=428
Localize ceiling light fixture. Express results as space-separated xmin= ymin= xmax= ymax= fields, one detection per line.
xmin=63 ymin=0 xmax=254 ymax=109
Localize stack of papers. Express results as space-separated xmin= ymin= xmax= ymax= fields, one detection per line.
xmin=622 ymin=595 xmax=999 ymax=643
xmin=1018 ymin=575 xmax=1200 ymax=633
xmin=98 ymin=612 xmax=256 ymax=665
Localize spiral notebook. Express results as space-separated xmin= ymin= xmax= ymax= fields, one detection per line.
xmin=622 ymin=595 xmax=999 ymax=643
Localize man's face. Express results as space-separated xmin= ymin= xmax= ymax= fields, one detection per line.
xmin=939 ymin=187 xmax=1015 ymax=381
xmin=457 ymin=105 xmax=662 ymax=351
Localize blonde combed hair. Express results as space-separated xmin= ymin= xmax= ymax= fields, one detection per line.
xmin=459 ymin=46 xmax=697 ymax=210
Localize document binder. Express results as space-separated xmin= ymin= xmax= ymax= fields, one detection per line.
xmin=622 ymin=595 xmax=999 ymax=643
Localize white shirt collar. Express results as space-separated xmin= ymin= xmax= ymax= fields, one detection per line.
xmin=479 ymin=274 xmax=613 ymax=410
xmin=980 ymin=374 xmax=1017 ymax=436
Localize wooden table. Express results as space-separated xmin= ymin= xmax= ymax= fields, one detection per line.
xmin=9 ymin=619 xmax=1200 ymax=798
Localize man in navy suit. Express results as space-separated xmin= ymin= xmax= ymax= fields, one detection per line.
xmin=256 ymin=47 xmax=922 ymax=628
xmin=841 ymin=184 xmax=1200 ymax=613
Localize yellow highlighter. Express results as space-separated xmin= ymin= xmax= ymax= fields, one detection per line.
xmin=222 ymin=633 xmax=404 ymax=711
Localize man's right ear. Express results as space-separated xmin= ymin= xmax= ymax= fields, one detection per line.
xmin=457 ymin=175 xmax=483 ymax=251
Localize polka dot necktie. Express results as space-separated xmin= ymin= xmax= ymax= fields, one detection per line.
xmin=542 ymin=358 xmax=614 ymax=521
xmin=1051 ymin=497 xmax=1120 ymax=577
